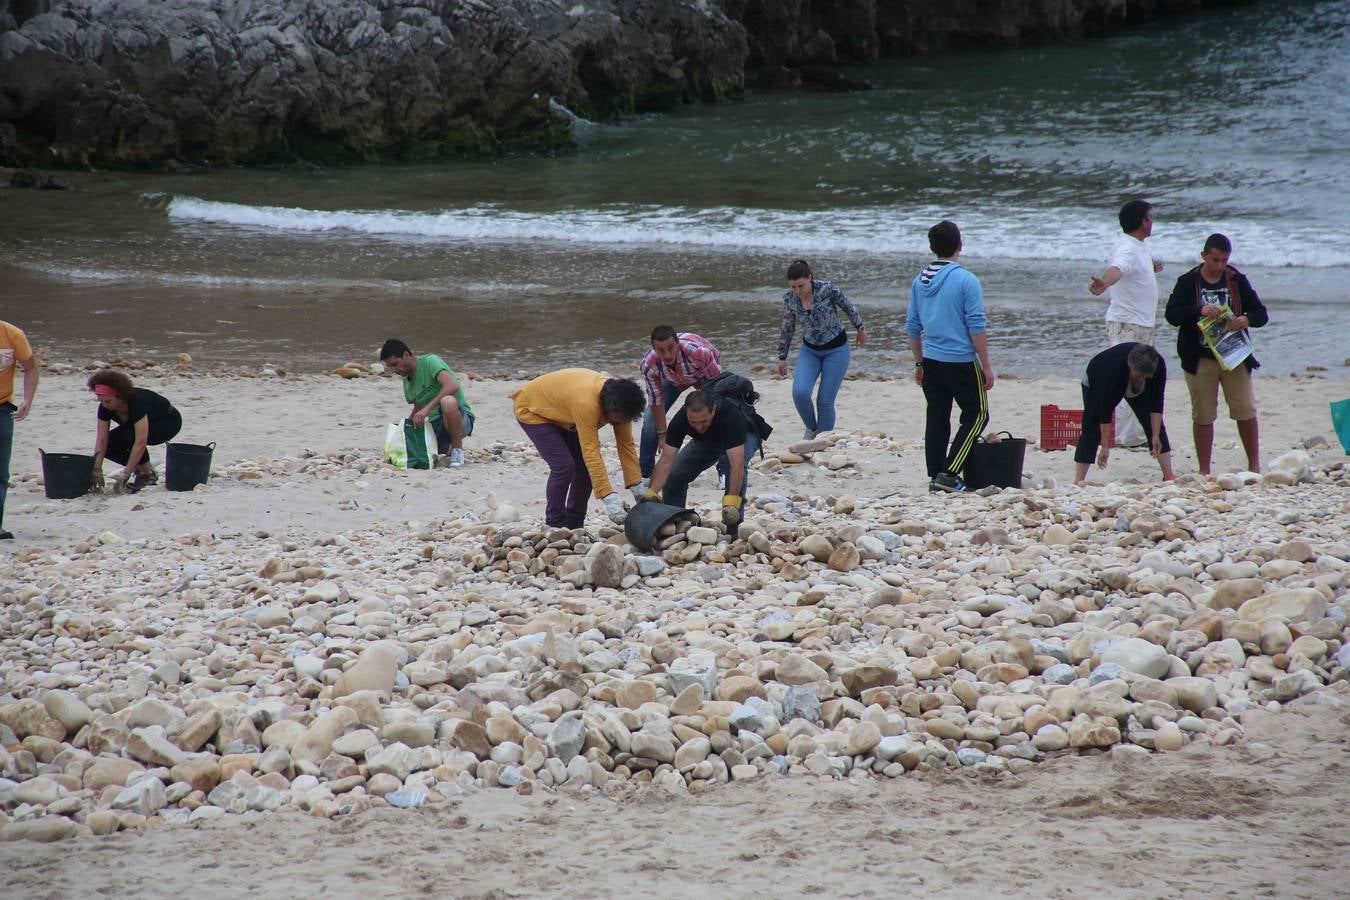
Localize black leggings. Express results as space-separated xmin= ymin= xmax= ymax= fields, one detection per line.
xmin=921 ymin=358 xmax=989 ymax=478
xmin=1074 ymin=385 xmax=1170 ymax=464
xmin=106 ymin=412 xmax=182 ymax=467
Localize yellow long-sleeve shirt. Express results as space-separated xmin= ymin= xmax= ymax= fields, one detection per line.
xmin=511 ymin=368 xmax=640 ymax=500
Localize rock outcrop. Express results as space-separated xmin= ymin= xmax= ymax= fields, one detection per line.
xmin=0 ymin=0 xmax=1228 ymax=167
xmin=0 ymin=0 xmax=747 ymax=167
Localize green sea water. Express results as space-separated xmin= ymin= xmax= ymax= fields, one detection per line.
xmin=2 ymin=0 xmax=1347 ymax=377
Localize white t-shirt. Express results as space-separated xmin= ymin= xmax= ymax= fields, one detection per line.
xmin=1104 ymin=234 xmax=1158 ymax=327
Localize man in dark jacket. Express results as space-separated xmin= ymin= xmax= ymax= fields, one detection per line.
xmin=1074 ymin=343 xmax=1175 ymax=485
xmin=1164 ymin=233 xmax=1269 ymax=474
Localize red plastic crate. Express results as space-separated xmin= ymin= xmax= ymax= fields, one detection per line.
xmin=1040 ymin=404 xmax=1085 ymax=451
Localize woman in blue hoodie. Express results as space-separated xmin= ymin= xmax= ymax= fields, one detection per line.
xmin=905 ymin=221 xmax=996 ymax=492
xmin=776 ymin=259 xmax=868 ymax=439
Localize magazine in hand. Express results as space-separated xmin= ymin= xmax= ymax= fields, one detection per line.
xmin=1199 ymin=305 xmax=1254 ymax=371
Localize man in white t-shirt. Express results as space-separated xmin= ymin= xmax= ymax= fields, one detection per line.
xmin=1089 ymin=199 xmax=1162 ymax=446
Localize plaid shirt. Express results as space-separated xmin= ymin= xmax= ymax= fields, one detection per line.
xmin=639 ymin=332 xmax=722 ymax=406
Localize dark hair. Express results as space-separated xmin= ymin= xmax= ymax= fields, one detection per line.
xmin=1126 ymin=343 xmax=1160 ymax=377
xmin=1203 ymin=233 xmax=1232 ymax=255
xmin=928 ymin=220 xmax=961 ymax=258
xmin=650 ymin=325 xmax=677 ymax=345
xmin=379 ymin=338 xmax=411 ymax=361
xmin=786 ymin=259 xmax=812 ymax=281
xmin=599 ymin=378 xmax=645 ymax=421
xmin=1118 ymin=200 xmax=1152 ymax=234
xmin=683 ymin=390 xmax=714 ymax=413
xmin=87 ymin=369 xmax=134 ymax=402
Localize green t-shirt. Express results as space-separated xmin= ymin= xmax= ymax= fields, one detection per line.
xmin=403 ymin=354 xmax=474 ymax=421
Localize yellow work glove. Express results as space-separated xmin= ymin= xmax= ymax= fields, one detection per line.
xmin=721 ymin=494 xmax=742 ymax=527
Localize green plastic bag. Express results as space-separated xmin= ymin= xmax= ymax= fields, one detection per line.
xmin=383 ymin=419 xmax=439 ymax=469
xmin=1332 ymin=398 xmax=1350 ymax=454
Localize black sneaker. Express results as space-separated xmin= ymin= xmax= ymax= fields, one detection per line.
xmin=0 ymin=529 xmax=13 ymax=540
xmin=931 ymin=472 xmax=968 ymax=493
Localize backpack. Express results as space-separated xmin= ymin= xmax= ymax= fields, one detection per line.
xmin=702 ymin=371 xmax=773 ymax=453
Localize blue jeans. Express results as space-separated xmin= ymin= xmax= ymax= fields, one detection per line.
xmin=792 ymin=342 xmax=851 ymax=433
xmin=660 ymin=433 xmax=759 ymax=525
xmin=640 ymin=379 xmax=685 ymax=477
xmin=0 ymin=403 xmax=13 ymax=530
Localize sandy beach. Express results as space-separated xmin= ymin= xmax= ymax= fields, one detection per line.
xmin=2 ymin=366 xmax=1349 ymax=899
xmin=4 ymin=367 xmax=1346 ymax=544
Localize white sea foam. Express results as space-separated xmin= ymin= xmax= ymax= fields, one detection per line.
xmin=165 ymin=195 xmax=1348 ymax=269
xmin=18 ymin=261 xmax=549 ymax=295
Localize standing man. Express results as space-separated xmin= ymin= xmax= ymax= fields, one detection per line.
xmin=639 ymin=326 xmax=721 ymax=484
xmin=1 ymin=320 xmax=39 ymax=540
xmin=642 ymin=389 xmax=758 ymax=528
xmin=1164 ymin=233 xmax=1268 ymax=474
xmin=906 ymin=220 xmax=995 ymax=493
xmin=1089 ymin=199 xmax=1164 ymax=447
xmin=1074 ymin=343 xmax=1175 ymax=485
xmin=379 ymin=339 xmax=475 ymax=468
xmin=512 ymin=368 xmax=645 ymax=528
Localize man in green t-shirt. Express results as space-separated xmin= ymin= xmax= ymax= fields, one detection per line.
xmin=379 ymin=338 xmax=475 ymax=467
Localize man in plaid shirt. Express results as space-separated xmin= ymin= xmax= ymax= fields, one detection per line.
xmin=639 ymin=325 xmax=722 ymax=480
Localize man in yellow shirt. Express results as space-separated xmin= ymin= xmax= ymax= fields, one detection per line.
xmin=512 ymin=369 xmax=645 ymax=528
xmin=1 ymin=321 xmax=39 ymax=540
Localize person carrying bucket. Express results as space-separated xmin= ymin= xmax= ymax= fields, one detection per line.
xmin=511 ymin=368 xmax=645 ymax=528
xmin=1 ymin=319 xmax=40 ymax=539
xmin=639 ymin=388 xmax=758 ymax=529
xmin=87 ymin=370 xmax=182 ymax=494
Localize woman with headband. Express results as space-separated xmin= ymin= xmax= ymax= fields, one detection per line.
xmin=87 ymin=370 xmax=183 ymax=493
xmin=776 ymin=259 xmax=867 ymax=439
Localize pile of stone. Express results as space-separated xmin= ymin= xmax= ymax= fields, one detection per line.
xmin=2 ymin=446 xmax=1347 ymax=842
xmin=757 ymin=433 xmax=863 ymax=475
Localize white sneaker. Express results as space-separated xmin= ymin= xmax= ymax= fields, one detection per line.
xmin=449 ymin=448 xmax=465 ymax=468
xmin=803 ymin=428 xmax=817 ymax=441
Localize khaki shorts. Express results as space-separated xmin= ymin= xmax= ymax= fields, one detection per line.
xmin=1105 ymin=321 xmax=1155 ymax=347
xmin=1185 ymin=357 xmax=1256 ymax=424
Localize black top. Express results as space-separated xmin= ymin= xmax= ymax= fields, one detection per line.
xmin=665 ymin=402 xmax=749 ymax=452
xmin=1085 ymin=342 xmax=1166 ymax=421
xmin=98 ymin=387 xmax=178 ymax=427
xmin=1164 ymin=264 xmax=1268 ymax=375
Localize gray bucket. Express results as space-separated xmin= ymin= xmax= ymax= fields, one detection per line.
xmin=624 ymin=501 xmax=698 ymax=552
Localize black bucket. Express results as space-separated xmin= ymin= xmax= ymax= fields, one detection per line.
xmin=165 ymin=441 xmax=215 ymax=492
xmin=624 ymin=501 xmax=697 ymax=552
xmin=39 ymin=450 xmax=94 ymax=500
xmin=963 ymin=432 xmax=1027 ymax=490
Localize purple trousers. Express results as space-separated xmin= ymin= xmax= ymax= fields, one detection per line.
xmin=518 ymin=420 xmax=591 ymax=527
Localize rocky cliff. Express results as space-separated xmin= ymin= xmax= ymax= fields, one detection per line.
xmin=0 ymin=0 xmax=1227 ymax=168
xmin=0 ymin=0 xmax=748 ymax=167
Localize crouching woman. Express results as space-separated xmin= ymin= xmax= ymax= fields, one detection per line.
xmin=88 ymin=370 xmax=182 ymax=493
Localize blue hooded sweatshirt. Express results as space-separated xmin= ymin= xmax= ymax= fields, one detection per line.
xmin=905 ymin=261 xmax=986 ymax=363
